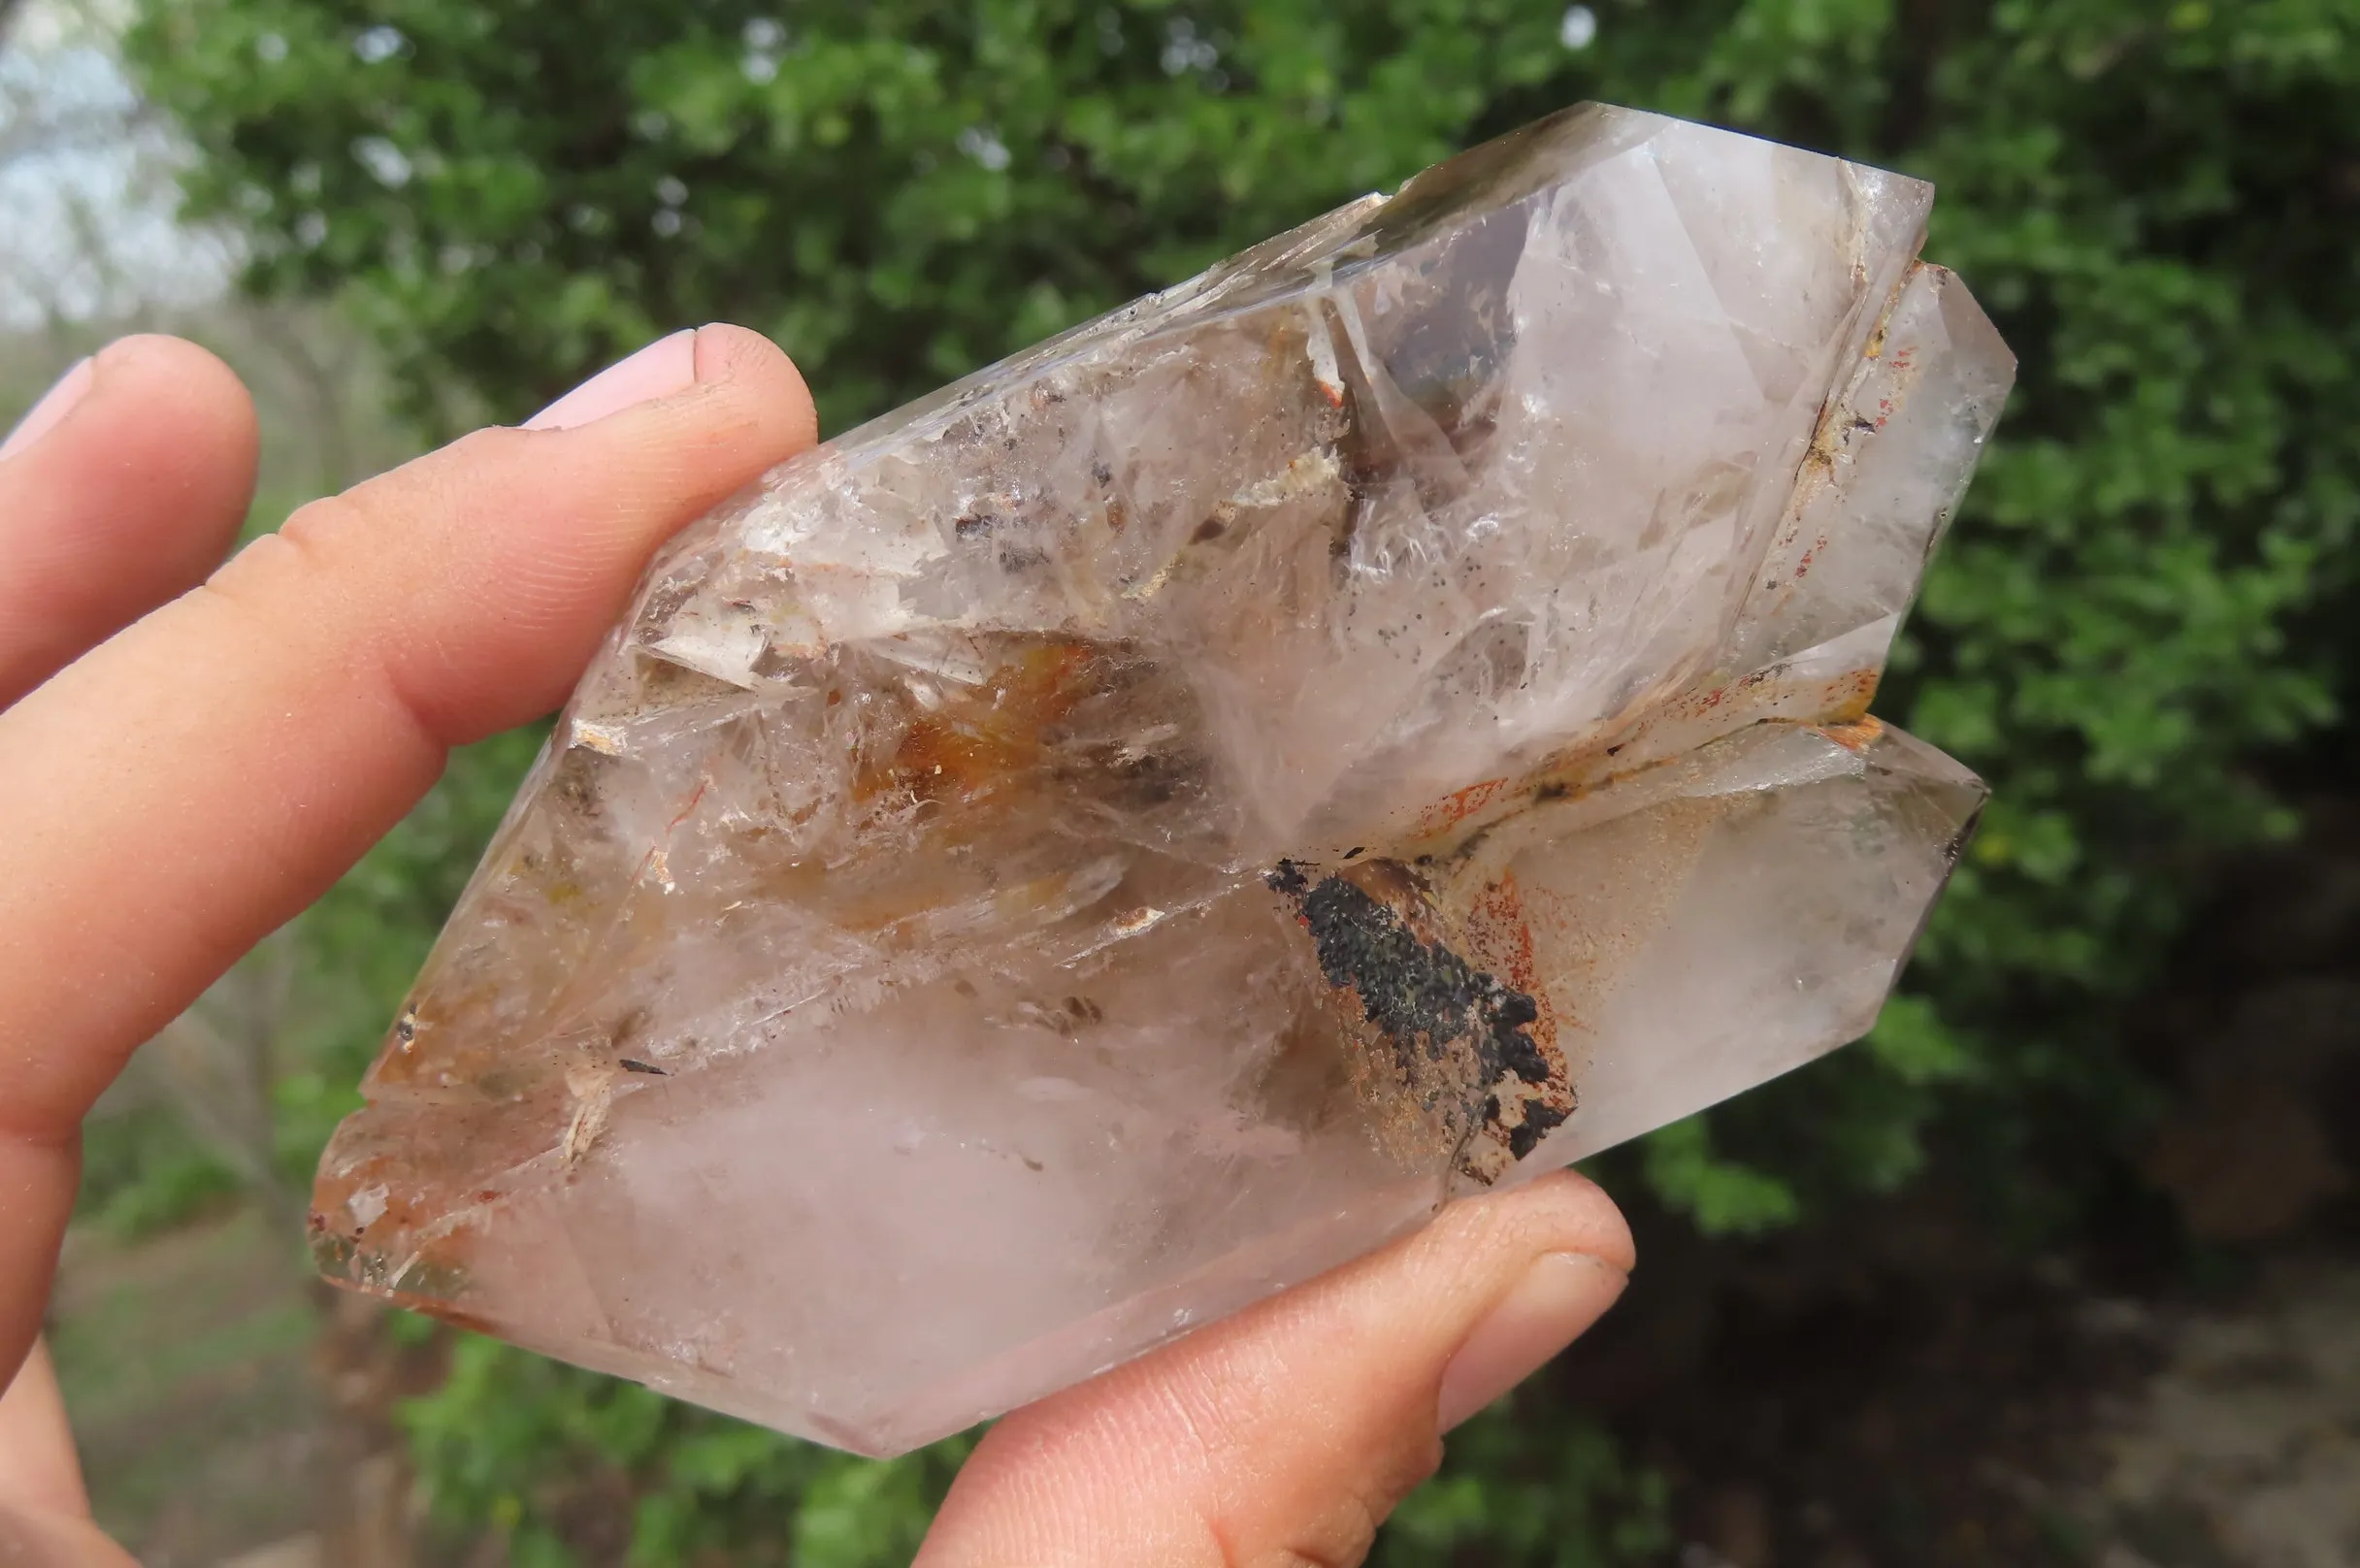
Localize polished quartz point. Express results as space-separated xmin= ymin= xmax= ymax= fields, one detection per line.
xmin=310 ymin=103 xmax=2014 ymax=1456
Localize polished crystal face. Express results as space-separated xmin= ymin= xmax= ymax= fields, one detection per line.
xmin=311 ymin=103 xmax=2014 ymax=1455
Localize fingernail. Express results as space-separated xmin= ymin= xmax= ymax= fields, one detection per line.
xmin=525 ymin=328 xmax=701 ymax=431
xmin=0 ymin=357 xmax=94 ymax=463
xmin=1436 ymin=1252 xmax=1626 ymax=1431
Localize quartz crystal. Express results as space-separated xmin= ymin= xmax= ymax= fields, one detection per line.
xmin=311 ymin=103 xmax=2015 ymax=1455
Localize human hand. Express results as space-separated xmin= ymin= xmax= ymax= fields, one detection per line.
xmin=0 ymin=329 xmax=1632 ymax=1566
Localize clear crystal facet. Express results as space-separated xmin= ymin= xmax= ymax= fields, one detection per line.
xmin=310 ymin=103 xmax=2015 ymax=1455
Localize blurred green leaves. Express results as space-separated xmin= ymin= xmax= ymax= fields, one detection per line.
xmin=403 ymin=1332 xmax=970 ymax=1565
xmin=1379 ymin=1399 xmax=1672 ymax=1567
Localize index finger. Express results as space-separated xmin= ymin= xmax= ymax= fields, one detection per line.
xmin=0 ymin=326 xmax=815 ymax=1375
xmin=0 ymin=336 xmax=260 ymax=706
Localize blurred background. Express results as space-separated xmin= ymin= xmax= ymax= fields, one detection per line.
xmin=5 ymin=0 xmax=2359 ymax=1563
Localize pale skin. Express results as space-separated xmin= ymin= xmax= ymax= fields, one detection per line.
xmin=0 ymin=327 xmax=1634 ymax=1566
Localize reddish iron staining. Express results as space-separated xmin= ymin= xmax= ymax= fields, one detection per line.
xmin=856 ymin=638 xmax=1098 ymax=806
xmin=1416 ymin=776 xmax=1512 ymax=837
xmin=1459 ymin=869 xmax=1575 ymax=1165
xmin=624 ymin=773 xmax=720 ymax=890
xmin=1464 ymin=871 xmax=1561 ymax=1059
xmin=1818 ymin=667 xmax=1882 ymax=724
xmin=418 ymin=1303 xmax=499 ymax=1336
xmin=668 ymin=777 xmax=712 ymax=832
xmin=1816 ymin=715 xmax=1885 ymax=753
xmin=1515 ymin=880 xmax=1587 ymax=1031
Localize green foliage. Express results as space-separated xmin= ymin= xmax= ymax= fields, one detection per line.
xmin=1638 ymin=1115 xmax=1803 ymax=1238
xmin=405 ymin=1333 xmax=968 ymax=1567
xmin=76 ymin=1105 xmax=244 ymax=1240
xmin=1377 ymin=1400 xmax=1671 ymax=1567
xmin=121 ymin=0 xmax=2360 ymax=1556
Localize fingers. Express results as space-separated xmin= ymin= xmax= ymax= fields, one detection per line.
xmin=0 ymin=1339 xmax=126 ymax=1567
xmin=0 ymin=337 xmax=260 ymax=707
xmin=0 ymin=1341 xmax=85 ymax=1521
xmin=0 ymin=1508 xmax=136 ymax=1568
xmin=917 ymin=1170 xmax=1634 ymax=1568
xmin=0 ymin=325 xmax=816 ymax=1376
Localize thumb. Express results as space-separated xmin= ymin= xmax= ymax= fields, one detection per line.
xmin=916 ymin=1170 xmax=1633 ymax=1568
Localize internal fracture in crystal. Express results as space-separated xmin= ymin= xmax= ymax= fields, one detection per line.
xmin=310 ymin=103 xmax=2015 ymax=1456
